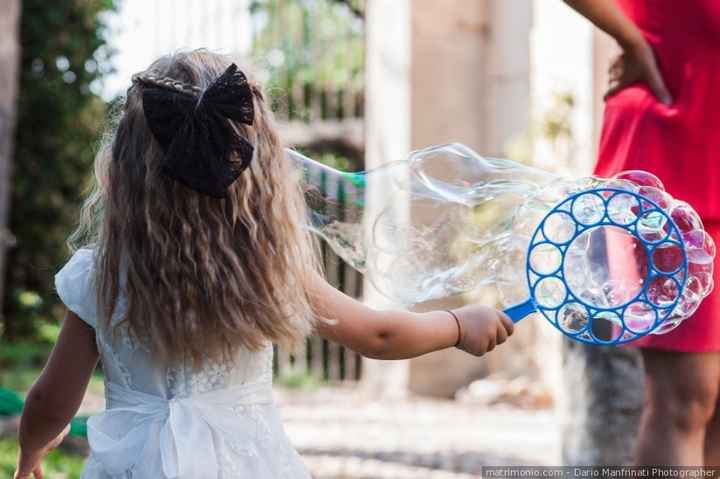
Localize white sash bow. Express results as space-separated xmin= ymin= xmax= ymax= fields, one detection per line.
xmin=87 ymin=379 xmax=274 ymax=478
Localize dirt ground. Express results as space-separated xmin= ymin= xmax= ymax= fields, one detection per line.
xmin=277 ymin=386 xmax=561 ymax=479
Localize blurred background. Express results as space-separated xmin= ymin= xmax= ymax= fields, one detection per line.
xmin=0 ymin=1 xmax=636 ymax=477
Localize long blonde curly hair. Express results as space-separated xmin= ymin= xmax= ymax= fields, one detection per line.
xmin=70 ymin=50 xmax=320 ymax=364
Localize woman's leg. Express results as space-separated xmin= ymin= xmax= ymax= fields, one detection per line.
xmin=704 ymin=390 xmax=720 ymax=465
xmin=635 ymin=349 xmax=720 ymax=465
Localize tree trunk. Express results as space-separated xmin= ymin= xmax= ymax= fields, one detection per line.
xmin=0 ymin=0 xmax=21 ymax=326
xmin=561 ymin=340 xmax=645 ymax=465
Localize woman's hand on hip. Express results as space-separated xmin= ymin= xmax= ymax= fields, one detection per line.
xmin=606 ymin=38 xmax=672 ymax=105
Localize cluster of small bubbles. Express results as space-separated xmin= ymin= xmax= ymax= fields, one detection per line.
xmin=520 ymin=169 xmax=713 ymax=340
xmin=607 ymin=170 xmax=715 ymax=334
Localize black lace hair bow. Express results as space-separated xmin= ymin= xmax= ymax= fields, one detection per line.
xmin=135 ymin=63 xmax=255 ymax=199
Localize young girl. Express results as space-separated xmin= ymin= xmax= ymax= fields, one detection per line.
xmin=14 ymin=50 xmax=514 ymax=479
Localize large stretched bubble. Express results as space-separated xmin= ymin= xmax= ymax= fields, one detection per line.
xmin=289 ymin=145 xmax=715 ymax=337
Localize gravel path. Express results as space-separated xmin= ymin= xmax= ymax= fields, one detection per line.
xmin=276 ymin=386 xmax=561 ymax=478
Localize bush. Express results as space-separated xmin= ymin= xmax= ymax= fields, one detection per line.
xmin=2 ymin=0 xmax=117 ymax=340
xmin=0 ymin=439 xmax=85 ymax=478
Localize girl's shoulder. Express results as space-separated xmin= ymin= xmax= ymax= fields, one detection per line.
xmin=55 ymin=248 xmax=98 ymax=328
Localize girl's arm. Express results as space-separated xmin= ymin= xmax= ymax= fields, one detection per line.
xmin=563 ymin=0 xmax=671 ymax=104
xmin=15 ymin=311 xmax=99 ymax=479
xmin=311 ymin=274 xmax=513 ymax=359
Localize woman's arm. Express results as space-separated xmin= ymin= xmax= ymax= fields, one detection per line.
xmin=310 ymin=273 xmax=513 ymax=360
xmin=15 ymin=311 xmax=99 ymax=479
xmin=563 ymin=0 xmax=644 ymax=49
xmin=563 ymin=0 xmax=672 ymax=104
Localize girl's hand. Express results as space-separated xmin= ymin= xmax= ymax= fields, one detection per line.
xmin=452 ymin=305 xmax=514 ymax=356
xmin=606 ymin=37 xmax=672 ymax=105
xmin=14 ymin=425 xmax=69 ymax=479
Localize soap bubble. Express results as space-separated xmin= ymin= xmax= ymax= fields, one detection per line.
xmin=683 ymin=229 xmax=716 ymax=265
xmin=652 ymin=242 xmax=684 ymax=273
xmin=614 ymin=170 xmax=665 ymax=190
xmin=639 ymin=186 xmax=672 ymax=210
xmin=637 ymin=210 xmax=669 ymax=243
xmin=542 ymin=212 xmax=576 ymax=243
xmin=607 ymin=192 xmax=640 ymax=225
xmin=572 ymin=193 xmax=605 ymax=225
xmin=647 ymin=275 xmax=681 ymax=308
xmin=535 ymin=277 xmax=567 ymax=309
xmin=288 ymin=144 xmax=715 ymax=342
xmin=529 ymin=243 xmax=562 ymax=275
xmin=558 ymin=303 xmax=589 ymax=334
xmin=624 ymin=302 xmax=656 ymax=333
xmin=670 ymin=202 xmax=703 ymax=234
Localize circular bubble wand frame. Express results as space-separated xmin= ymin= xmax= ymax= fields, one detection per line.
xmin=504 ymin=187 xmax=688 ymax=346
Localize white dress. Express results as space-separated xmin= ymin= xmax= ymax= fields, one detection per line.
xmin=55 ymin=248 xmax=312 ymax=479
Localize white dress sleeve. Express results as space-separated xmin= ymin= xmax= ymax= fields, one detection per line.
xmin=54 ymin=248 xmax=98 ymax=328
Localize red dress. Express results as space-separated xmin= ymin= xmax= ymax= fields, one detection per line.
xmin=596 ymin=0 xmax=720 ymax=351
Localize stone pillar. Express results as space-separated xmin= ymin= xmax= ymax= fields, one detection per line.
xmin=361 ymin=0 xmax=412 ymax=398
xmin=561 ymin=342 xmax=644 ymax=465
xmin=405 ymin=0 xmax=535 ymax=398
xmin=410 ymin=0 xmax=489 ymax=151
xmin=485 ymin=0 xmax=533 ymax=156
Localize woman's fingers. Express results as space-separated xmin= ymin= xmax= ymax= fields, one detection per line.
xmin=642 ymin=53 xmax=672 ymax=105
xmin=604 ymin=80 xmax=627 ymax=101
xmin=604 ymin=44 xmax=672 ymax=105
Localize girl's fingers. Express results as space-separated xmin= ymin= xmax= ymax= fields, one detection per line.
xmin=485 ymin=336 xmax=496 ymax=354
xmin=495 ymin=321 xmax=508 ymax=345
xmin=14 ymin=465 xmax=43 ymax=479
xmin=498 ymin=312 xmax=514 ymax=336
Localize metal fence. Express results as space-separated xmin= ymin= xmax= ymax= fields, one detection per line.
xmin=251 ymin=0 xmax=366 ymax=382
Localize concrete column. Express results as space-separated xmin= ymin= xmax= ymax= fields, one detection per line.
xmin=361 ymin=0 xmax=411 ymax=398
xmin=410 ymin=0 xmax=489 ymax=151
xmin=485 ymin=0 xmax=532 ymax=156
xmin=406 ymin=0 xmax=535 ymax=398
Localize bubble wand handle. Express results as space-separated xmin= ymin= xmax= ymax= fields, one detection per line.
xmin=503 ymin=299 xmax=537 ymax=323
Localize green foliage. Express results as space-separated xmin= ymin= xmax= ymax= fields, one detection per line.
xmin=276 ymin=370 xmax=323 ymax=391
xmin=296 ymin=148 xmax=357 ymax=172
xmin=250 ymin=0 xmax=365 ymax=120
xmin=2 ymin=0 xmax=117 ymax=339
xmin=0 ymin=439 xmax=85 ymax=478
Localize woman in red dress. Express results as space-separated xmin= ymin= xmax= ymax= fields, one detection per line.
xmin=566 ymin=0 xmax=720 ymax=466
